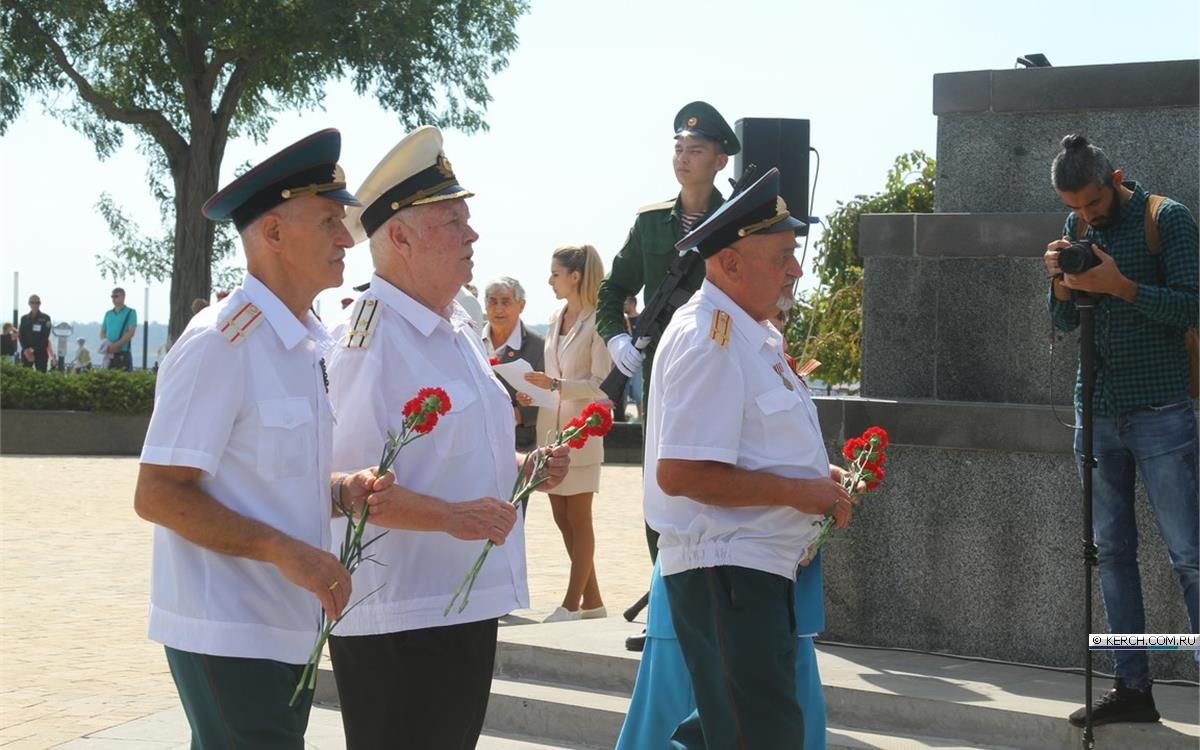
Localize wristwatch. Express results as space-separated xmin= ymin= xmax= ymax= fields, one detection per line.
xmin=550 ymin=378 xmax=560 ymax=392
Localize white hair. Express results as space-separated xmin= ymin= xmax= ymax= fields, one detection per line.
xmin=485 ymin=276 xmax=526 ymax=302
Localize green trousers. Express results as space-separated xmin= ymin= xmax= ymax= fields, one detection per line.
xmin=165 ymin=647 xmax=313 ymax=750
xmin=663 ymin=566 xmax=805 ymax=749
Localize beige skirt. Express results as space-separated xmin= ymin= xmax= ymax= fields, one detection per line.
xmin=543 ymin=461 xmax=601 ymax=496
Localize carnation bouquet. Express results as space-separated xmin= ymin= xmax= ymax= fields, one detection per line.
xmin=290 ymin=387 xmax=451 ymax=705
xmin=800 ymin=425 xmax=888 ymax=566
xmin=444 ymin=401 xmax=614 ymax=615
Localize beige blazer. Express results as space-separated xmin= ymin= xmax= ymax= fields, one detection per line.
xmin=535 ymin=305 xmax=612 ymax=467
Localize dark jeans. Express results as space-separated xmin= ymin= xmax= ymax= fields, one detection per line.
xmin=109 ymin=350 xmax=133 ymax=371
xmin=1075 ymin=398 xmax=1200 ymax=689
xmin=165 ymin=647 xmax=312 ymax=750
xmin=329 ymin=618 xmax=499 ymax=750
xmin=664 ymin=566 xmax=804 ymax=749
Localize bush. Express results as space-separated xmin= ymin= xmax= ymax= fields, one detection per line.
xmin=0 ymin=361 xmax=156 ymax=415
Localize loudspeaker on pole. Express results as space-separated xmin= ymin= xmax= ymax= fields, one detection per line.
xmin=734 ymin=118 xmax=811 ymax=236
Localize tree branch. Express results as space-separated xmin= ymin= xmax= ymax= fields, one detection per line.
xmin=213 ymin=55 xmax=257 ymax=138
xmin=10 ymin=1 xmax=187 ymax=161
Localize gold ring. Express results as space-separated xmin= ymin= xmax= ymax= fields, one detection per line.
xmin=328 ymin=581 xmax=339 ymax=592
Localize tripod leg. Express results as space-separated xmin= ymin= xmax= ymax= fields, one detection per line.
xmin=624 ymin=591 xmax=650 ymax=622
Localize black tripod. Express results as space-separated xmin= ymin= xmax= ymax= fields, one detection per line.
xmin=1075 ymin=291 xmax=1099 ymax=750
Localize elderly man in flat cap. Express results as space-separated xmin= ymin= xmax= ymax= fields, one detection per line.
xmin=644 ymin=168 xmax=855 ymax=748
xmin=134 ymin=129 xmax=394 ymax=749
xmin=324 ymin=126 xmax=570 ymax=750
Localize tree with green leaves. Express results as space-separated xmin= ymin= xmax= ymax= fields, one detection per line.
xmin=788 ymin=151 xmax=935 ymax=389
xmin=1 ymin=0 xmax=528 ymax=338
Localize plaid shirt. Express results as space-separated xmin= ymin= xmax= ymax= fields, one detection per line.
xmin=1049 ymin=181 xmax=1198 ymax=416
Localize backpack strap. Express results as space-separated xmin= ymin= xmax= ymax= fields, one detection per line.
xmin=1144 ymin=194 xmax=1166 ymax=255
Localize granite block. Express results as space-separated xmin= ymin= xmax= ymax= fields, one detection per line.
xmin=1004 ymin=260 xmax=1078 ymax=407
xmin=859 ymin=214 xmax=915 ymax=257
xmin=821 ymin=444 xmax=1195 ymax=681
xmin=931 ymin=70 xmax=992 ymax=114
xmin=914 ymin=213 xmax=1066 ymax=258
xmin=990 ymin=59 xmax=1200 ymax=114
xmin=818 ymin=398 xmax=1070 ymax=455
xmin=936 ymin=109 xmax=1200 ymax=213
xmin=861 ymin=257 xmax=938 ymax=399
xmin=933 ymin=60 xmax=1199 ymax=115
xmin=934 ymin=259 xmax=1012 ymax=401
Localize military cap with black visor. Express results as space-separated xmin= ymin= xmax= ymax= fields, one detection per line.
xmin=674 ymin=100 xmax=740 ymax=156
xmin=676 ymin=166 xmax=805 ymax=258
xmin=343 ymin=125 xmax=474 ymax=245
xmin=202 ymin=128 xmax=360 ymax=231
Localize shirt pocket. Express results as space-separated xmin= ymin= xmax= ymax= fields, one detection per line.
xmin=433 ymin=380 xmax=479 ymax=457
xmin=755 ymin=386 xmax=801 ymax=418
xmin=257 ymin=397 xmax=315 ymax=480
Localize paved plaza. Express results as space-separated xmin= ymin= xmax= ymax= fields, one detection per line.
xmin=0 ymin=456 xmax=652 ymax=749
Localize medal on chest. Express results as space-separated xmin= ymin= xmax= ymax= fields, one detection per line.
xmin=772 ymin=361 xmax=795 ymax=391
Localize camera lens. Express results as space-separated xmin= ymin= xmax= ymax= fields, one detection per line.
xmin=1059 ymin=240 xmax=1099 ymax=275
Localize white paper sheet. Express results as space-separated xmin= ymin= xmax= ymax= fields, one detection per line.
xmin=492 ymin=359 xmax=558 ymax=408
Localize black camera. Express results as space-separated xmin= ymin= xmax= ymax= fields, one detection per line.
xmin=1058 ymin=239 xmax=1101 ymax=275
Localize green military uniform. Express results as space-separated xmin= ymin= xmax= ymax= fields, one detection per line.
xmin=596 ymin=101 xmax=739 ymax=571
xmin=594 ymin=186 xmax=724 ymax=400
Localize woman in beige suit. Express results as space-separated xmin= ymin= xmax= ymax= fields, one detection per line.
xmin=518 ymin=244 xmax=613 ymax=622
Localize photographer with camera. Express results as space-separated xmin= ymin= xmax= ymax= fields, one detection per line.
xmin=1044 ymin=134 xmax=1198 ymax=728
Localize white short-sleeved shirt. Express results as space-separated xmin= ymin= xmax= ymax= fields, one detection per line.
xmin=326 ymin=274 xmax=527 ymax=633
xmin=140 ymin=275 xmax=335 ymax=663
xmin=644 ymin=280 xmax=829 ymax=580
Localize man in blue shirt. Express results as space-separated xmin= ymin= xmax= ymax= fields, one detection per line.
xmin=1044 ymin=134 xmax=1198 ymax=728
xmin=102 ymin=287 xmax=138 ymax=370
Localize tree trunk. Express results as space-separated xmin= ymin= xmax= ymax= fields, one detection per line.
xmin=168 ymin=139 xmax=221 ymax=341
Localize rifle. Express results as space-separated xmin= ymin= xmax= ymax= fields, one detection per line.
xmin=599 ymin=164 xmax=759 ymax=402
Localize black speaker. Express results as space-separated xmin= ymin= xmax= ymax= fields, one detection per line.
xmin=734 ymin=118 xmax=810 ymax=235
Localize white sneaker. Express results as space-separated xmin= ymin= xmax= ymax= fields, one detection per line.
xmin=544 ymin=606 xmax=582 ymax=623
xmin=580 ymin=606 xmax=608 ymax=620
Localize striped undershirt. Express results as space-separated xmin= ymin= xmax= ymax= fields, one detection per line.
xmin=680 ymin=211 xmax=705 ymax=234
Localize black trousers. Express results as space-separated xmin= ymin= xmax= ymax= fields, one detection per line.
xmin=664 ymin=566 xmax=804 ymax=749
xmin=329 ymin=618 xmax=499 ymax=750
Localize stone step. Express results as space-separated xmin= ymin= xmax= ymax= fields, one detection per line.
xmin=484 ymin=677 xmax=628 ymax=750
xmin=828 ymin=724 xmax=1017 ymax=749
xmin=314 ymin=618 xmax=1198 ymax=750
xmin=494 ymin=619 xmax=1200 ymax=750
xmin=476 ymin=732 xmax=593 ymax=749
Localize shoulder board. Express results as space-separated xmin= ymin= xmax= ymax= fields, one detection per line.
xmin=708 ymin=309 xmax=732 ymax=349
xmin=217 ymin=302 xmax=264 ymax=345
xmin=636 ymin=199 xmax=675 ymax=215
xmin=340 ymin=297 xmax=381 ymax=349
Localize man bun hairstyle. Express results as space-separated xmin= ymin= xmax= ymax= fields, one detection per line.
xmin=1051 ymin=134 xmax=1115 ymax=193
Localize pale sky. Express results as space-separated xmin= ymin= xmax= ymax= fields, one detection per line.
xmin=2 ymin=0 xmax=1197 ymax=327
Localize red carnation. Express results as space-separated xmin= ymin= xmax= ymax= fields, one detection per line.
xmin=416 ymin=387 xmax=452 ymax=415
xmin=580 ymin=402 xmax=614 ymax=437
xmin=842 ymin=437 xmax=867 ymax=461
xmin=488 ymin=356 xmax=500 ymax=366
xmin=863 ymin=426 xmax=889 ymax=450
xmin=563 ymin=417 xmax=589 ymax=449
xmin=410 ymin=412 xmax=439 ymax=434
xmin=863 ymin=464 xmax=885 ymax=490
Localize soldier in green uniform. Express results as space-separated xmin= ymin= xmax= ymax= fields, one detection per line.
xmin=596 ymin=101 xmax=739 ymax=650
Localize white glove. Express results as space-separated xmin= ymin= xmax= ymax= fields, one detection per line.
xmin=607 ymin=333 xmax=646 ymax=377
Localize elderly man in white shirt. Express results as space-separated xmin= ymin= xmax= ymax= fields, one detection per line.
xmin=644 ymin=168 xmax=855 ymax=749
xmin=134 ymin=129 xmax=393 ymax=749
xmin=325 ymin=126 xmax=570 ymax=750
